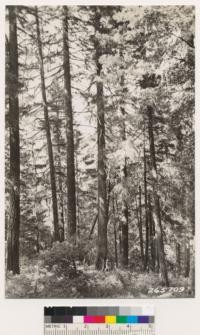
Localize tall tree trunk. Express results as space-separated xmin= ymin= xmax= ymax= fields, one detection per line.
xmin=147 ymin=105 xmax=169 ymax=286
xmin=31 ymin=143 xmax=41 ymax=252
xmin=176 ymin=242 xmax=181 ymax=276
xmin=144 ymin=146 xmax=149 ymax=270
xmin=148 ymin=194 xmax=156 ymax=271
xmin=55 ymin=106 xmax=65 ymax=242
xmin=75 ymin=152 xmax=80 ymax=239
xmin=63 ymin=6 xmax=76 ymax=239
xmin=94 ymin=9 xmax=108 ymax=270
xmin=115 ymin=197 xmax=122 ymax=258
xmin=35 ymin=7 xmax=59 ymax=241
xmin=7 ymin=6 xmax=20 ymax=274
xmin=135 ymin=191 xmax=144 ymax=268
xmin=184 ymin=242 xmax=190 ymax=278
xmin=112 ymin=196 xmax=118 ymax=268
xmin=119 ymin=73 xmax=129 ymax=267
xmin=138 ymin=185 xmax=144 ymax=266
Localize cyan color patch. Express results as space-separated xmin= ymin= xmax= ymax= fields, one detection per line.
xmin=127 ymin=316 xmax=138 ymax=323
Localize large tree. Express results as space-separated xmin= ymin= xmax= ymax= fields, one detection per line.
xmin=7 ymin=6 xmax=20 ymax=274
xmin=35 ymin=7 xmax=60 ymax=241
xmin=93 ymin=7 xmax=108 ymax=270
xmin=62 ymin=6 xmax=77 ymax=239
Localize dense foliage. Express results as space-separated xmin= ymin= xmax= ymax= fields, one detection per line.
xmin=5 ymin=5 xmax=195 ymax=298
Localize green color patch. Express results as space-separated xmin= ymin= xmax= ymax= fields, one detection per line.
xmin=116 ymin=316 xmax=127 ymax=323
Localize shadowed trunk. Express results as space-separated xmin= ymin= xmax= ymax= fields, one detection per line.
xmin=63 ymin=6 xmax=77 ymax=239
xmin=176 ymin=242 xmax=181 ymax=276
xmin=138 ymin=185 xmax=144 ymax=266
xmin=55 ymin=106 xmax=65 ymax=242
xmin=94 ymin=9 xmax=108 ymax=270
xmin=7 ymin=6 xmax=20 ymax=274
xmin=144 ymin=146 xmax=149 ymax=270
xmin=148 ymin=194 xmax=156 ymax=271
xmin=119 ymin=70 xmax=129 ymax=267
xmin=35 ymin=7 xmax=59 ymax=242
xmin=184 ymin=242 xmax=190 ymax=278
xmin=147 ymin=105 xmax=169 ymax=286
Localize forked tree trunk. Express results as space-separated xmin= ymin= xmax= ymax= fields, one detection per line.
xmin=147 ymin=105 xmax=169 ymax=286
xmin=94 ymin=9 xmax=108 ymax=270
xmin=35 ymin=7 xmax=59 ymax=241
xmin=7 ymin=6 xmax=20 ymax=274
xmin=63 ymin=6 xmax=77 ymax=239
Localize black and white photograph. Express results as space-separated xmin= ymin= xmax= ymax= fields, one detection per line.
xmin=5 ymin=5 xmax=195 ymax=298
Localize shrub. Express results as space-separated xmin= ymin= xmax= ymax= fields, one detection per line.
xmin=41 ymin=241 xmax=80 ymax=278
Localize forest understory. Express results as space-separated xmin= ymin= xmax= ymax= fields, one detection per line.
xmin=6 ymin=245 xmax=192 ymax=299
xmin=5 ymin=5 xmax=195 ymax=298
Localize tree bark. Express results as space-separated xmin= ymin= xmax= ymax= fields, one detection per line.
xmin=94 ymin=9 xmax=108 ymax=270
xmin=135 ymin=190 xmax=144 ymax=268
xmin=119 ymin=73 xmax=129 ymax=267
xmin=144 ymin=146 xmax=149 ymax=270
xmin=63 ymin=6 xmax=77 ymax=239
xmin=55 ymin=107 xmax=65 ymax=242
xmin=31 ymin=143 xmax=41 ymax=252
xmin=148 ymin=194 xmax=156 ymax=271
xmin=176 ymin=242 xmax=181 ymax=276
xmin=184 ymin=242 xmax=190 ymax=278
xmin=147 ymin=105 xmax=169 ymax=286
xmin=138 ymin=185 xmax=144 ymax=266
xmin=7 ymin=6 xmax=20 ymax=274
xmin=89 ymin=213 xmax=98 ymax=240
xmin=35 ymin=7 xmax=59 ymax=241
xmin=112 ymin=196 xmax=118 ymax=268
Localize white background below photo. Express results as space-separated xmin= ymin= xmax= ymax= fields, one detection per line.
xmin=0 ymin=0 xmax=199 ymax=334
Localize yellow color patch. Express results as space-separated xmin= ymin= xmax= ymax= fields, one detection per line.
xmin=105 ymin=316 xmax=116 ymax=324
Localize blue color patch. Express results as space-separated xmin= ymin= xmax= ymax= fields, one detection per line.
xmin=127 ymin=316 xmax=138 ymax=323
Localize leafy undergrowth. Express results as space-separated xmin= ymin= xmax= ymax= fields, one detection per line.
xmin=6 ymin=242 xmax=192 ymax=298
xmin=6 ymin=263 xmax=191 ymax=299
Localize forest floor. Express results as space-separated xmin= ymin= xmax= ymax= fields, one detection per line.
xmin=5 ymin=256 xmax=191 ymax=299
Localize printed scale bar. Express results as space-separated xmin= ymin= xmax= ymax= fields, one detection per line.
xmin=44 ymin=323 xmax=155 ymax=335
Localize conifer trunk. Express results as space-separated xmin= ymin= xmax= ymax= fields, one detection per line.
xmin=63 ymin=6 xmax=77 ymax=239
xmin=7 ymin=6 xmax=20 ymax=274
xmin=113 ymin=196 xmax=118 ymax=268
xmin=94 ymin=9 xmax=108 ymax=270
xmin=148 ymin=195 xmax=156 ymax=271
xmin=119 ymin=73 xmax=129 ymax=267
xmin=176 ymin=242 xmax=181 ymax=276
xmin=184 ymin=243 xmax=190 ymax=278
xmin=55 ymin=106 xmax=65 ymax=242
xmin=147 ymin=105 xmax=169 ymax=286
xmin=35 ymin=7 xmax=59 ymax=241
xmin=138 ymin=185 xmax=144 ymax=266
xmin=144 ymin=146 xmax=149 ymax=270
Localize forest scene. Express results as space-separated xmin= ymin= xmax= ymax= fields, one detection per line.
xmin=5 ymin=5 xmax=195 ymax=298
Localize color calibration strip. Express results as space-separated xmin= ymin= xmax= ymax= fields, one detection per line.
xmin=44 ymin=307 xmax=155 ymax=335
xmin=44 ymin=306 xmax=154 ymax=324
